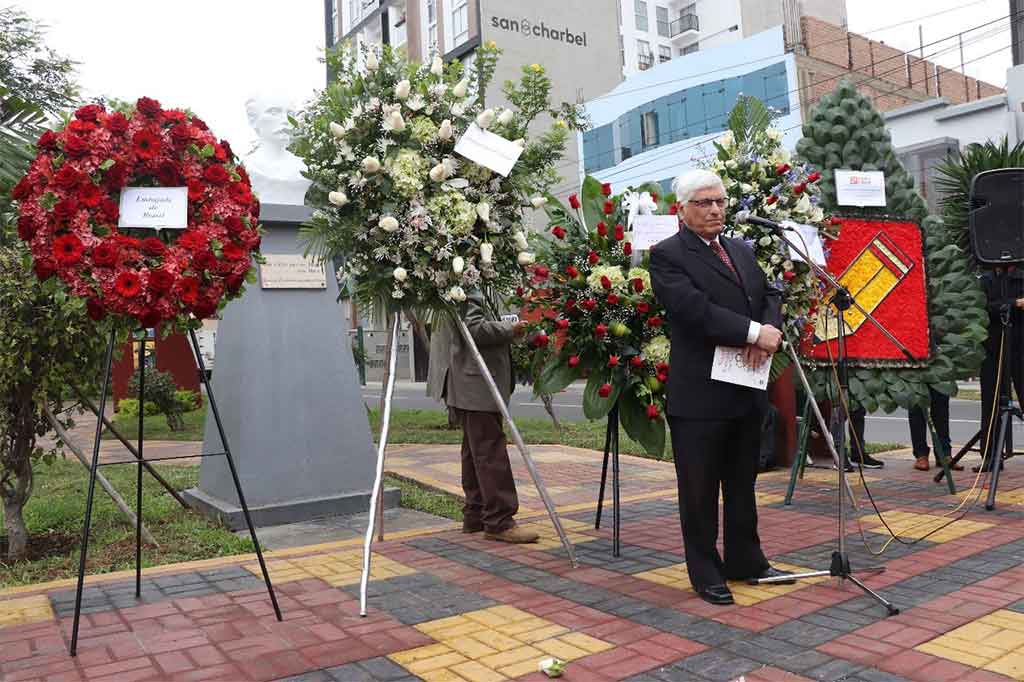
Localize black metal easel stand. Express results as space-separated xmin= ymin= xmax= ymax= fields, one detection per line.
xmin=68 ymin=328 xmax=282 ymax=656
xmin=594 ymin=403 xmax=621 ymax=557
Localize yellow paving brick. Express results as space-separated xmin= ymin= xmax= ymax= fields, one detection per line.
xmin=485 ymin=605 xmax=533 ymax=623
xmin=922 ymin=637 xmax=1006 ymax=662
xmin=860 ymin=510 xmax=993 ymax=543
xmin=558 ymin=632 xmax=615 ymax=655
xmin=391 ymin=643 xmax=455 ymax=666
xmin=475 ymin=631 xmax=524 ymax=652
xmin=496 ymin=659 xmax=539 ymax=679
xmin=495 ymin=616 xmax=551 ymax=636
xmin=446 ymin=637 xmax=499 ymax=660
xmin=987 ymin=651 xmax=1024 ymax=680
xmin=951 ymin=621 xmax=1003 ymax=642
xmin=465 ymin=608 xmax=516 ymax=628
xmin=516 ymin=624 xmax=572 ymax=643
xmin=916 ymin=642 xmax=991 ymax=669
xmin=450 ymin=660 xmax=508 ymax=682
xmin=983 ymin=610 xmax=1024 ymax=632
xmin=246 ymin=549 xmax=416 ymax=587
xmin=989 ymin=628 xmax=1024 ymax=650
xmin=406 ymin=652 xmax=471 ymax=675
xmin=0 ymin=595 xmax=54 ymax=627
xmin=478 ymin=645 xmax=544 ymax=669
xmin=419 ymin=669 xmax=471 ymax=682
xmin=534 ymin=638 xmax=589 ymax=661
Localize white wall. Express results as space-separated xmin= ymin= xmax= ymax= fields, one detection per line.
xmin=884 ymin=96 xmax=1016 ymax=151
xmin=698 ymin=0 xmax=744 ymax=49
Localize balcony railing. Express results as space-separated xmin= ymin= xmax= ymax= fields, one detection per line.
xmin=670 ymin=13 xmax=699 ymax=38
xmin=638 ymin=53 xmax=654 ymax=71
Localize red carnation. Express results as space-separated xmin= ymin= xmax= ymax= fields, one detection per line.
xmin=588 ymin=251 xmax=599 ymax=265
xmin=141 ymin=237 xmax=166 ymax=257
xmin=532 ymin=332 xmax=550 ymax=348
xmin=624 ymin=242 xmax=632 ymax=256
xmin=115 ymin=271 xmax=143 ymax=298
xmin=565 ymin=265 xmax=578 ymax=278
xmin=601 ymin=182 xmax=612 ymax=196
xmin=766 ymin=195 xmax=778 ymax=205
xmin=534 ymin=265 xmax=550 ymax=280
xmin=53 ymin=196 xmax=79 ymax=223
xmin=177 ymin=277 xmax=201 ymax=304
xmin=136 ymin=97 xmax=162 ymax=117
xmin=105 ymin=112 xmax=129 ymax=134
xmin=138 ymin=309 xmax=162 ymax=329
xmin=103 ymin=162 xmax=129 ymax=189
xmin=555 ymin=318 xmax=570 ymax=331
xmin=568 ymin=194 xmax=580 ymax=209
xmin=163 ymin=109 xmax=187 ymax=124
xmin=37 ymin=130 xmax=59 ymax=151
xmin=633 ymin=277 xmax=644 ymax=293
xmin=63 ymin=134 xmax=89 ymax=158
xmin=33 ymin=259 xmax=55 ymax=280
xmin=170 ymin=124 xmax=194 ymax=146
xmin=53 ymin=233 xmax=84 ymax=265
xmin=608 ymin=355 xmax=620 ymax=367
xmin=132 ymin=129 xmax=162 ymax=160
xmin=807 ymin=171 xmax=821 ymax=183
xmin=668 ymin=204 xmax=678 ymax=215
xmin=214 ymin=143 xmax=229 ymax=162
xmin=187 ymin=178 xmax=205 ymax=201
xmin=551 ymin=225 xmax=566 ymax=240
xmin=193 ymin=250 xmax=217 ymax=272
xmin=191 ymin=115 xmax=209 ymax=131
xmin=219 ymin=139 xmax=233 ymax=158
xmin=16 ymin=215 xmax=35 ymax=241
xmin=776 ymin=163 xmax=791 ymax=176
xmin=54 ymin=165 xmax=82 ymax=190
xmin=203 ymin=164 xmax=230 ymax=185
xmin=600 ymin=275 xmax=612 ymax=290
xmin=11 ymin=175 xmax=32 ymax=200
xmin=148 ymin=268 xmax=175 ymax=292
xmin=223 ymin=215 xmax=245 ymax=235
xmin=239 ymin=230 xmax=261 ymax=250
xmin=99 ymin=198 xmax=119 ymax=222
xmin=177 ymin=230 xmax=209 ymax=252
xmin=793 ymin=183 xmax=806 ymax=195
xmin=630 ymin=356 xmax=644 ymax=369
xmin=225 ymin=273 xmax=245 ymax=294
xmin=78 ymin=183 xmax=103 ymax=208
xmin=229 ymin=182 xmax=252 ymax=205
xmin=636 ymin=301 xmax=650 ymax=314
xmin=86 ymin=298 xmax=106 ymax=321
xmin=92 ymin=240 xmax=119 ymax=267
xmin=67 ymin=120 xmax=96 ymax=136
xmin=156 ymin=161 xmax=181 ymax=186
xmin=596 ymin=221 xmax=608 ymax=237
xmin=603 ymin=200 xmax=614 ymax=214
xmin=222 ymin=242 xmax=246 ymax=261
xmin=648 ymin=316 xmax=663 ymax=327
xmin=606 ymin=293 xmax=619 ymax=305
xmin=581 ymin=298 xmax=597 ymax=311
xmin=595 ymin=323 xmax=607 ymax=338
xmin=646 ymin=404 xmax=660 ymax=420
xmin=568 ymin=355 xmax=580 ymax=368
xmin=598 ymin=383 xmax=612 ymax=398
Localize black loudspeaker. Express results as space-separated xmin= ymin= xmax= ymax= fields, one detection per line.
xmin=970 ymin=168 xmax=1024 ymax=265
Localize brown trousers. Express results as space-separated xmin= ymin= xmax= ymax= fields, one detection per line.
xmin=455 ymin=409 xmax=519 ymax=533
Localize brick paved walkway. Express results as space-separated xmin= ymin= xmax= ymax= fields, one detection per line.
xmin=6 ymin=440 xmax=1024 ymax=681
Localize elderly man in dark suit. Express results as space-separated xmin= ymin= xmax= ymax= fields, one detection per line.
xmin=650 ymin=168 xmax=794 ymax=605
xmin=427 ymin=290 xmax=539 ymax=544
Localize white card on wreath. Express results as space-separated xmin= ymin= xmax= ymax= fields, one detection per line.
xmin=631 ymin=215 xmax=678 ymax=251
xmin=118 ymin=187 xmax=188 ymax=230
xmin=710 ymin=346 xmax=772 ymax=390
xmin=835 ymin=170 xmax=886 ymax=207
xmin=454 ymin=123 xmax=523 ymax=177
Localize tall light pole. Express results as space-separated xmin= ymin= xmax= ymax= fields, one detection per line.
xmin=1012 ymin=0 xmax=1024 ymax=66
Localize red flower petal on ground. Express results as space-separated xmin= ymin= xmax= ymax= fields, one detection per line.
xmin=132 ymin=129 xmax=162 ymax=160
xmin=53 ymin=233 xmax=84 ymax=265
xmin=114 ymin=271 xmax=143 ymax=298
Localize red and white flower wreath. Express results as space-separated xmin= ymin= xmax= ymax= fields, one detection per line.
xmin=12 ymin=97 xmax=262 ymax=328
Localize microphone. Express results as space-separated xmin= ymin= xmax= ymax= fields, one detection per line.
xmin=734 ymin=210 xmax=784 ymax=232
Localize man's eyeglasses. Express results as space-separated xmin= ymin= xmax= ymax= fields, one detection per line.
xmin=689 ymin=197 xmax=727 ymax=209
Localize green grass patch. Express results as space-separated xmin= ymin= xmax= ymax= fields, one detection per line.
xmin=103 ymin=408 xmax=206 ymax=441
xmin=0 ymin=460 xmax=251 ymax=589
xmin=383 ymin=473 xmax=463 ymax=522
xmin=955 ymin=389 xmax=981 ymax=401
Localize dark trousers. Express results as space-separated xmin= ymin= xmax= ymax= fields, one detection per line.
xmin=847 ymin=406 xmax=867 ymax=461
xmin=908 ymin=388 xmax=951 ymax=462
xmin=980 ymin=322 xmax=1024 ymax=459
xmin=669 ymin=411 xmax=769 ymax=590
xmin=455 ymin=408 xmax=518 ymax=533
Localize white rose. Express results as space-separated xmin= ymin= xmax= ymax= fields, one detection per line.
xmin=328 ymin=191 xmax=349 ymax=207
xmin=480 ymin=242 xmax=494 ymax=263
xmin=429 ymin=163 xmax=447 ymax=182
xmin=452 ymin=78 xmax=469 ymax=98
xmin=740 ymin=183 xmax=753 ymax=194
xmin=811 ymin=207 xmax=825 ymax=222
xmin=394 ymin=79 xmax=411 ymax=100
xmin=758 ymin=236 xmax=772 ymax=247
xmin=476 ymin=202 xmax=490 ymax=223
xmin=379 ymin=216 xmax=399 ymax=232
xmin=451 ymin=102 xmax=466 ymax=117
xmin=329 ymin=121 xmax=346 ymax=139
xmin=530 ymin=196 xmax=547 ymax=208
xmin=438 ymin=119 xmax=454 ymax=140
xmin=452 ymin=256 xmax=465 ymax=274
xmin=795 ymin=194 xmax=812 ymax=214
xmin=365 ymin=50 xmax=379 ymax=71
xmin=362 ymin=156 xmax=381 ymax=173
xmin=393 ymin=267 xmax=408 ymax=281
xmin=513 ymin=231 xmax=529 ymax=250
xmin=725 ymin=160 xmax=738 ymax=170
xmin=431 ymin=55 xmax=444 ymax=76
xmin=476 ymin=109 xmax=496 ymax=129
xmin=783 ymin=260 xmax=794 ymax=271
xmin=771 ymin=254 xmax=781 ymax=264
xmin=383 ymin=110 xmax=406 ymax=132
xmin=768 ymin=127 xmax=784 ymax=141
xmin=497 ymin=109 xmax=514 ymax=126
xmin=517 ymin=251 xmax=535 ymax=265
xmin=449 ymin=285 xmax=466 ymax=302
xmin=720 ymin=131 xmax=734 ymax=147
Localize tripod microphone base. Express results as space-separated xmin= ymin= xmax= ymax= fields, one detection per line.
xmin=749 ymin=553 xmax=898 ymax=616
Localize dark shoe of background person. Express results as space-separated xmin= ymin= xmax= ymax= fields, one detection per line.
xmin=484 ymin=523 xmax=539 ymax=544
xmin=853 ymin=453 xmax=885 ymax=469
xmin=462 ymin=519 xmax=484 ymax=533
xmin=696 ymin=584 xmax=734 ymax=605
xmin=914 ymin=456 xmax=930 ymax=472
xmin=832 ymin=460 xmax=855 ymax=472
xmin=746 ymin=566 xmax=797 ymax=585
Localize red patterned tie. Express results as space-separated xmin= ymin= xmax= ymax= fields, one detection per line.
xmin=709 ymin=240 xmax=739 ymax=281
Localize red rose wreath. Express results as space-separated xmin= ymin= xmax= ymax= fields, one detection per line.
xmin=12 ymin=97 xmax=262 ymax=328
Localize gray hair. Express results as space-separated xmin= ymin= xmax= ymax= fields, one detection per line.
xmin=672 ymin=169 xmax=725 ymax=204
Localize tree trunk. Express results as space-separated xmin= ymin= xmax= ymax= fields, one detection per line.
xmin=2 ymin=454 xmax=31 ymax=561
xmin=2 ymin=383 xmax=36 ymax=561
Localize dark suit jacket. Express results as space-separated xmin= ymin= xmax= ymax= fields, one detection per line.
xmin=650 ymin=227 xmax=782 ymax=420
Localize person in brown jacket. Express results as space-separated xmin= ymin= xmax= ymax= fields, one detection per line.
xmin=427 ymin=290 xmax=539 ymax=544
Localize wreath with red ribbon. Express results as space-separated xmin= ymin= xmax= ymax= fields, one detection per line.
xmin=12 ymin=97 xmax=262 ymax=328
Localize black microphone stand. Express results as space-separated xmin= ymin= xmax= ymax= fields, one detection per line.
xmin=748 ymin=218 xmax=913 ymax=616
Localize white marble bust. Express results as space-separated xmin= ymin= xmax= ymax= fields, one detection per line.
xmin=242 ymin=93 xmax=311 ymax=206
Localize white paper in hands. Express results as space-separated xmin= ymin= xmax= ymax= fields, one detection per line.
xmin=711 ymin=346 xmax=772 ymax=390
xmin=780 ymin=221 xmax=827 ymax=266
xmin=454 ymin=123 xmax=524 ymax=177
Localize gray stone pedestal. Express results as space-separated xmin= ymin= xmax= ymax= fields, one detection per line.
xmin=183 ymin=203 xmax=391 ymax=530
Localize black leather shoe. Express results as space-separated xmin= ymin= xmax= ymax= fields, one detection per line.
xmin=748 ymin=566 xmax=797 ymax=585
xmin=462 ymin=520 xmax=483 ymax=533
xmin=696 ymin=584 xmax=734 ymax=605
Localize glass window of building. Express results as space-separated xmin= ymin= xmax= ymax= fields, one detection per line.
xmin=635 ymin=0 xmax=649 ymax=32
xmin=680 ymin=2 xmax=696 ymax=18
xmin=681 ymin=41 xmax=699 ymax=55
xmin=451 ymin=0 xmax=469 ymax=46
xmin=619 ymin=35 xmax=625 ymax=67
xmin=641 ymin=111 xmax=659 ymax=147
xmin=658 ymin=45 xmax=671 ymax=63
xmin=656 ymin=6 xmax=670 ymax=37
xmin=427 ymin=0 xmax=437 ymax=54
xmin=637 ymin=40 xmax=652 ymax=71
